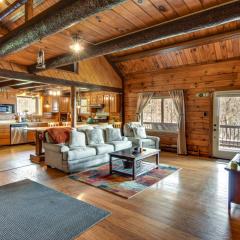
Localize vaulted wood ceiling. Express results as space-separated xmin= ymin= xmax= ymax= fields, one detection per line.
xmin=0 ymin=0 xmax=239 ymax=77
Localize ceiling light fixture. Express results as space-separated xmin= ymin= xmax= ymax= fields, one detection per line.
xmin=36 ymin=48 xmax=46 ymax=69
xmin=49 ymin=90 xmax=61 ymax=96
xmin=70 ymin=32 xmax=84 ymax=53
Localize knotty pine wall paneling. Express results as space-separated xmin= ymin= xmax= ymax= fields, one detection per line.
xmin=124 ymin=60 xmax=240 ymax=157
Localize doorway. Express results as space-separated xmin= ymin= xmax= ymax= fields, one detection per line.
xmin=213 ymin=91 xmax=240 ymax=159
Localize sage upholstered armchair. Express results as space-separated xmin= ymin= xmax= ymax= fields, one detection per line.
xmin=123 ymin=122 xmax=160 ymax=149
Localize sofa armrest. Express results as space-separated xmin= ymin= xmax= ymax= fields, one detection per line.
xmin=43 ymin=142 xmax=70 ymax=153
xmin=122 ymin=136 xmax=128 ymax=141
xmin=127 ymin=137 xmax=142 ymax=146
xmin=146 ymin=135 xmax=160 ymax=149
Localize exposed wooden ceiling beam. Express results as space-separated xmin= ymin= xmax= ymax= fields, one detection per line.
xmin=0 ymin=0 xmax=127 ymax=56
xmin=11 ymin=82 xmax=47 ymax=89
xmin=0 ymin=80 xmax=23 ymax=87
xmin=109 ymin=29 xmax=240 ymax=63
xmin=0 ymin=0 xmax=28 ymax=21
xmin=0 ymin=69 xmax=122 ymax=92
xmin=29 ymin=1 xmax=240 ymax=72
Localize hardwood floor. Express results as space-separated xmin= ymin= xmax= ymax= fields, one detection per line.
xmin=0 ymin=145 xmax=240 ymax=240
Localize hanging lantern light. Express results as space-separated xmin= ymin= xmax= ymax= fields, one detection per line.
xmin=70 ymin=32 xmax=84 ymax=53
xmin=36 ymin=48 xmax=46 ymax=69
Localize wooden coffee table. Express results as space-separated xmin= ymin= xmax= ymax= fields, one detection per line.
xmin=109 ymin=148 xmax=160 ymax=180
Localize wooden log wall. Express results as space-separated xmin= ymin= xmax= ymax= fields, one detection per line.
xmin=124 ymin=60 xmax=240 ymax=157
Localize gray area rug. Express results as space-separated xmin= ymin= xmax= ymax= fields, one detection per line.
xmin=0 ymin=179 xmax=110 ymax=240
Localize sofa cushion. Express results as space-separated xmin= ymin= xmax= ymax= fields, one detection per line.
xmin=43 ymin=142 xmax=69 ymax=153
xmin=77 ymin=126 xmax=94 ymax=132
xmin=90 ymin=144 xmax=114 ymax=154
xmin=110 ymin=141 xmax=132 ymax=151
xmin=133 ymin=126 xmax=147 ymax=139
xmin=86 ymin=129 xmax=104 ymax=145
xmin=106 ymin=128 xmax=122 ymax=142
xmin=69 ymin=130 xmax=86 ymax=148
xmin=124 ymin=122 xmax=142 ymax=137
xmin=94 ymin=124 xmax=113 ymax=129
xmin=67 ymin=147 xmax=97 ymax=161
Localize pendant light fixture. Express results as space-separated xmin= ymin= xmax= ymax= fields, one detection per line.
xmin=36 ymin=48 xmax=46 ymax=69
xmin=70 ymin=32 xmax=84 ymax=53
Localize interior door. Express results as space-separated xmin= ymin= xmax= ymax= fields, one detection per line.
xmin=213 ymin=91 xmax=240 ymax=159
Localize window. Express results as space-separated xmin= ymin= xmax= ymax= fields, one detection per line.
xmin=142 ymin=97 xmax=178 ymax=132
xmin=17 ymin=96 xmax=39 ymax=114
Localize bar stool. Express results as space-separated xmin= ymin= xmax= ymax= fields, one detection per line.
xmin=113 ymin=122 xmax=122 ymax=129
xmin=48 ymin=122 xmax=60 ymax=127
xmin=62 ymin=122 xmax=71 ymax=127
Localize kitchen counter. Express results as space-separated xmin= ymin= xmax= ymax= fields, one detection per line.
xmin=0 ymin=122 xmax=49 ymax=146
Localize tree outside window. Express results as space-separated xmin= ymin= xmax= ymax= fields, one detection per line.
xmin=142 ymin=97 xmax=178 ymax=132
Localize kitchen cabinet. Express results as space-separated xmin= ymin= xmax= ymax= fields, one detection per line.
xmin=103 ymin=95 xmax=110 ymax=112
xmin=60 ymin=97 xmax=70 ymax=113
xmin=0 ymin=124 xmax=10 ymax=145
xmin=42 ymin=96 xmax=59 ymax=113
xmin=90 ymin=95 xmax=97 ymax=105
xmin=96 ymin=94 xmax=104 ymax=104
xmin=52 ymin=96 xmax=59 ymax=112
xmin=27 ymin=131 xmax=36 ymax=143
xmin=109 ymin=94 xmax=120 ymax=113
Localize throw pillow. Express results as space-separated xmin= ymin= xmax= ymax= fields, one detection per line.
xmin=86 ymin=128 xmax=104 ymax=145
xmin=133 ymin=126 xmax=147 ymax=139
xmin=69 ymin=130 xmax=86 ymax=148
xmin=106 ymin=128 xmax=122 ymax=142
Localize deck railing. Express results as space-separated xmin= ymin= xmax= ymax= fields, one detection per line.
xmin=219 ymin=125 xmax=240 ymax=148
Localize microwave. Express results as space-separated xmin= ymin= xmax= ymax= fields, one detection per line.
xmin=0 ymin=104 xmax=15 ymax=114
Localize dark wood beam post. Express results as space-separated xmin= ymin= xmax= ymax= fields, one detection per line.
xmin=0 ymin=69 xmax=122 ymax=92
xmin=71 ymin=86 xmax=77 ymax=128
xmin=0 ymin=0 xmax=27 ymax=21
xmin=0 ymin=0 xmax=126 ymax=56
xmin=109 ymin=29 xmax=240 ymax=63
xmin=29 ymin=1 xmax=240 ymax=71
xmin=25 ymin=0 xmax=33 ymax=22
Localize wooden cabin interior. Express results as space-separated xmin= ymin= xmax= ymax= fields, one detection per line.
xmin=0 ymin=0 xmax=240 ymax=239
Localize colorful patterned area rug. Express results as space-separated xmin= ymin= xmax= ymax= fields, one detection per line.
xmin=70 ymin=162 xmax=180 ymax=199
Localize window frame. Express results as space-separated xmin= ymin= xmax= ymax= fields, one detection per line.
xmin=141 ymin=96 xmax=178 ymax=133
xmin=16 ymin=96 xmax=40 ymax=115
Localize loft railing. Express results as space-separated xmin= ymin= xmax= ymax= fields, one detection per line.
xmin=219 ymin=125 xmax=240 ymax=148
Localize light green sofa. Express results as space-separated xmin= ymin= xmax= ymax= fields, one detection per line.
xmin=44 ymin=125 xmax=132 ymax=173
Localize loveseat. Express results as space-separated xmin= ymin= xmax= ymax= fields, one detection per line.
xmin=44 ymin=125 xmax=132 ymax=173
